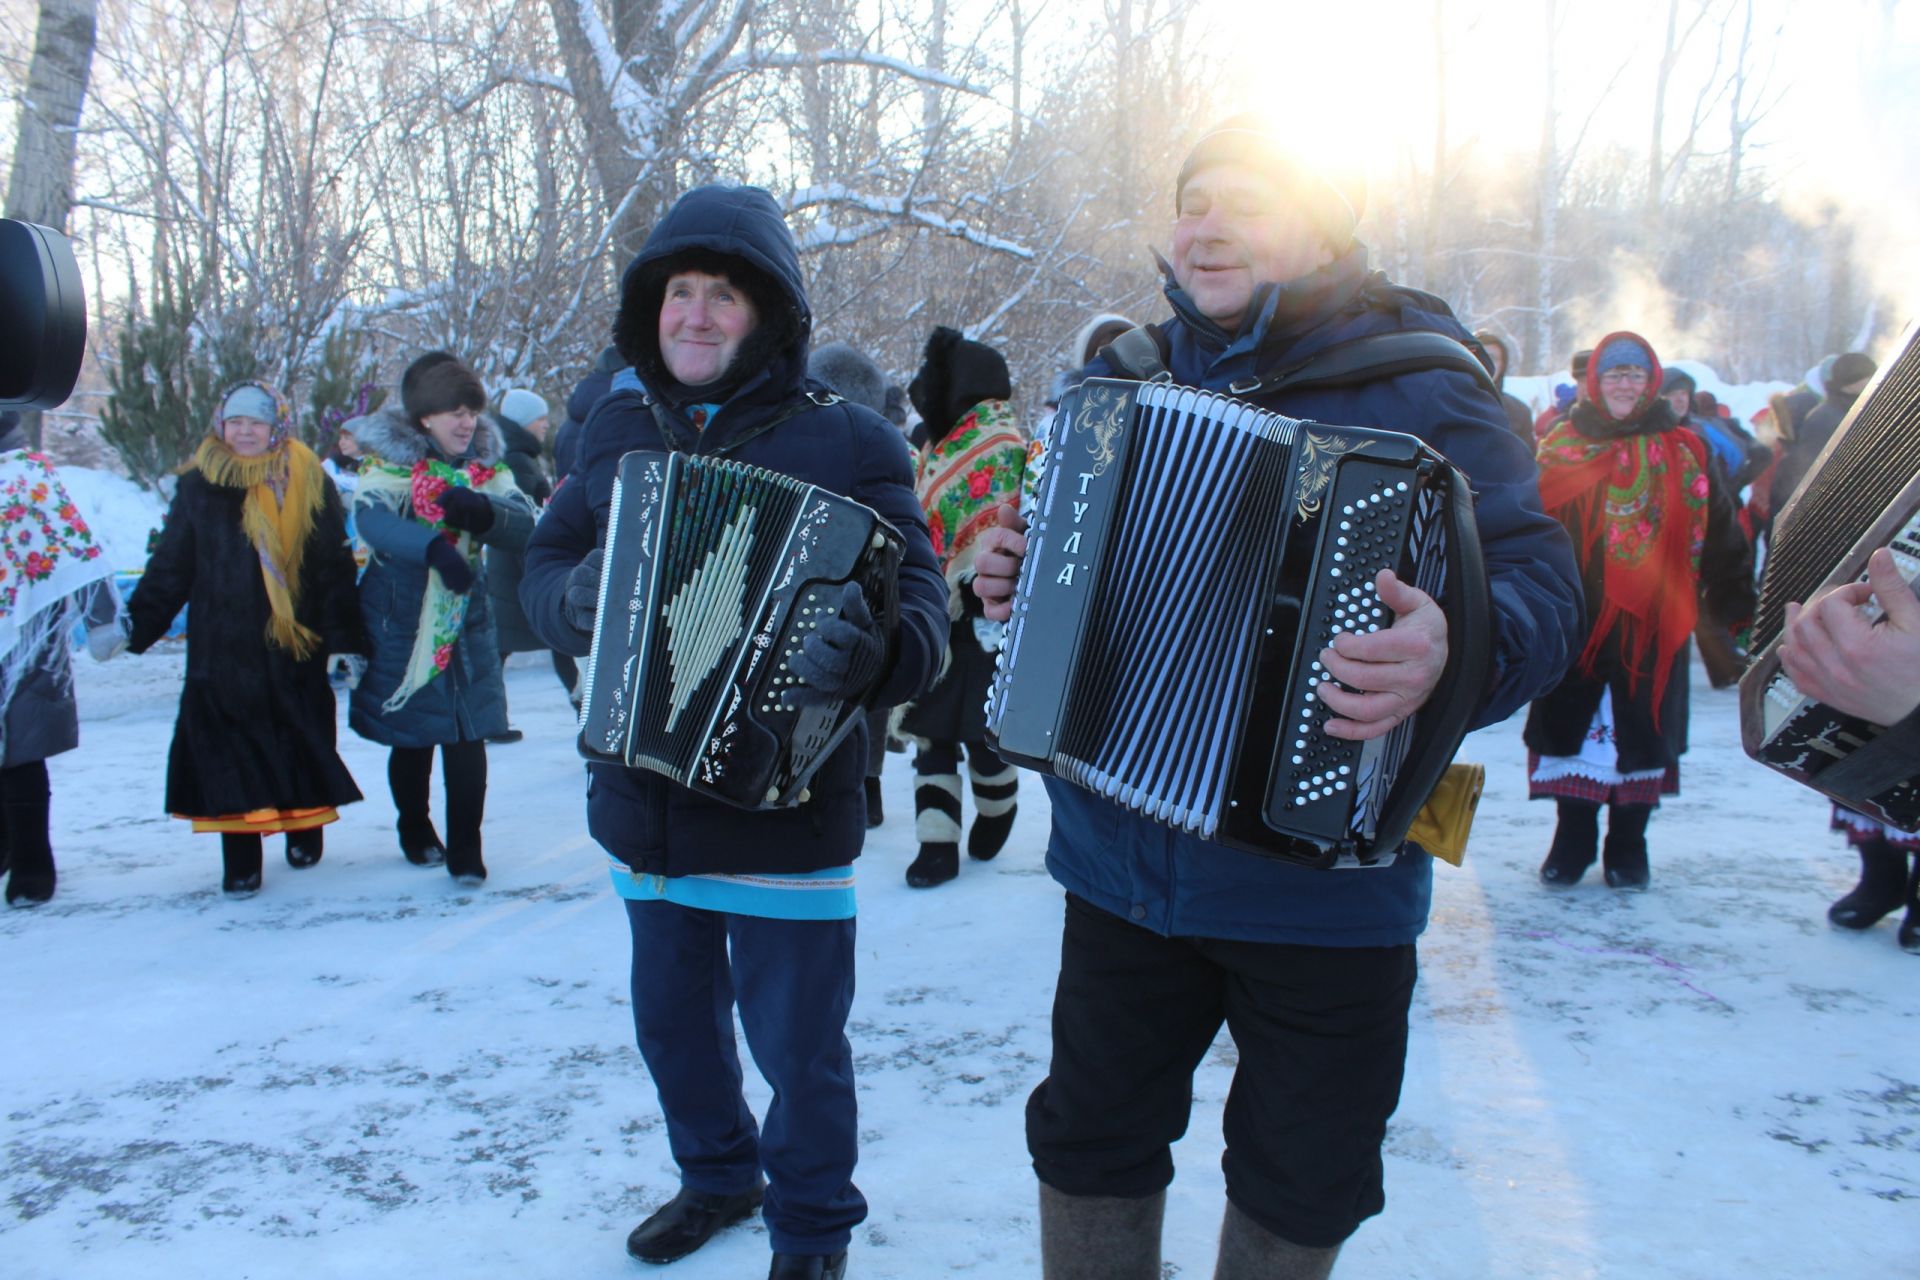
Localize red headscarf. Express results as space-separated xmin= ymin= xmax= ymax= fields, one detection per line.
xmin=1535 ymin=331 xmax=1711 ymax=721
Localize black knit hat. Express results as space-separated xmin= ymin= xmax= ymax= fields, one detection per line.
xmin=908 ymin=326 xmax=1011 ymax=447
xmin=1175 ymin=115 xmax=1366 ymax=246
xmin=1828 ymin=351 xmax=1877 ymax=392
xmin=401 ymin=351 xmax=485 ymax=423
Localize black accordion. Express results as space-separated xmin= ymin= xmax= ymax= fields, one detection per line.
xmin=577 ymin=450 xmax=903 ymax=809
xmin=1740 ymin=321 xmax=1920 ymax=831
xmin=986 ymin=377 xmax=1490 ymax=868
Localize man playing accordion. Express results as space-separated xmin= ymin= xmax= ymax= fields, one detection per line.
xmin=973 ymin=117 xmax=1583 ymax=1277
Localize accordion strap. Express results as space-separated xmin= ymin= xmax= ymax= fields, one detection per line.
xmin=1098 ymin=326 xmax=1499 ymax=402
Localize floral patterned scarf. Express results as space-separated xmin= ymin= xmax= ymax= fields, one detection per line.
xmin=914 ymin=399 xmax=1026 ymax=608
xmin=355 ymin=455 xmax=517 ymax=712
xmin=0 ymin=449 xmax=112 ymax=660
xmin=1536 ymin=417 xmax=1711 ymax=719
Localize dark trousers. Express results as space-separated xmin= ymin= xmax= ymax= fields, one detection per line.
xmin=388 ymin=742 xmax=487 ymax=862
xmin=624 ymin=899 xmax=866 ymax=1255
xmin=1 ymin=759 xmax=52 ymax=879
xmin=1026 ymin=893 xmax=1417 ymax=1249
xmin=552 ymin=651 xmax=579 ymax=701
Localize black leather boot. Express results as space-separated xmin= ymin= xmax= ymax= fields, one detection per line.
xmin=768 ymin=1251 xmax=848 ymax=1280
xmin=625 ymin=1183 xmax=765 ymax=1264
xmin=442 ymin=741 xmax=488 ymax=887
xmin=1828 ymin=837 xmax=1908 ymax=929
xmin=1603 ymin=803 xmax=1653 ymax=890
xmin=285 ymin=826 xmax=324 ymax=869
xmin=1539 ymin=799 xmax=1600 ymax=886
xmin=1898 ymin=853 xmax=1920 ymax=955
xmin=221 ymin=833 xmax=264 ymax=897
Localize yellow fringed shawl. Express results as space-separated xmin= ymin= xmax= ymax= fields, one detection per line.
xmin=194 ymin=436 xmax=327 ymax=660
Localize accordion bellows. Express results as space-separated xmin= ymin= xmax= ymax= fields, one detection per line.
xmin=578 ymin=451 xmax=903 ymax=810
xmin=1740 ymin=321 xmax=1920 ymax=830
xmin=987 ymin=378 xmax=1491 ymax=868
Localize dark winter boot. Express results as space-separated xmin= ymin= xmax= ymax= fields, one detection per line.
xmin=1213 ymin=1200 xmax=1340 ymax=1280
xmin=966 ymin=754 xmax=1019 ymax=861
xmin=2 ymin=763 xmax=55 ymax=908
xmin=285 ymin=827 xmax=325 ymax=869
xmin=442 ymin=741 xmax=488 ymax=887
xmin=390 ymin=747 xmax=444 ymax=866
xmin=1603 ymin=803 xmax=1653 ymax=890
xmin=907 ymin=771 xmax=961 ymax=888
xmin=1039 ymin=1183 xmax=1163 ymax=1280
xmin=768 ymin=1251 xmax=848 ymax=1280
xmin=1539 ymin=799 xmax=1600 ymax=886
xmin=221 ymin=833 xmax=264 ymax=897
xmin=625 ymin=1183 xmax=765 ymax=1264
xmin=864 ymin=774 xmax=885 ymax=828
xmin=1827 ymin=837 xmax=1908 ymax=930
xmin=1899 ymin=854 xmax=1920 ymax=955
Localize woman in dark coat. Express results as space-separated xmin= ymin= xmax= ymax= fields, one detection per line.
xmin=126 ymin=382 xmax=367 ymax=896
xmin=347 ymin=354 xmax=533 ymax=886
xmin=1525 ymin=332 xmax=1755 ymax=889
xmin=899 ymin=326 xmax=1027 ymax=888
xmin=0 ymin=416 xmax=125 ymax=906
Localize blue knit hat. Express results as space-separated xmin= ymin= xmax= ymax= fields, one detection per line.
xmin=1595 ymin=337 xmax=1652 ymax=376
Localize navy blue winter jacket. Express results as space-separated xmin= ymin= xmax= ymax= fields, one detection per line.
xmin=521 ymin=185 xmax=948 ymax=878
xmin=1045 ymin=244 xmax=1583 ymax=946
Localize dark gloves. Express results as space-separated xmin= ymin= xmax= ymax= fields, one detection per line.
xmin=425 ymin=537 xmax=474 ymax=595
xmin=563 ymin=547 xmax=604 ymax=636
xmin=438 ymin=486 xmax=495 ymax=534
xmin=786 ymin=581 xmax=887 ymax=706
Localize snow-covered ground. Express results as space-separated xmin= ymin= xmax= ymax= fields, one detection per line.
xmin=4 ymin=650 xmax=1914 ymax=1280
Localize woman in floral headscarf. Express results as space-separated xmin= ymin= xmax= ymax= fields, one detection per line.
xmin=346 ymin=352 xmax=531 ymax=887
xmin=126 ymin=381 xmax=367 ymax=896
xmin=1524 ymin=332 xmax=1754 ymax=891
xmin=0 ymin=413 xmax=125 ymax=907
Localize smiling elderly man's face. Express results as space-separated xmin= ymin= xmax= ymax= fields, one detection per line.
xmin=1170 ymin=163 xmax=1334 ymax=333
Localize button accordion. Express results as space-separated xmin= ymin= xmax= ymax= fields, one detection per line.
xmin=1740 ymin=321 xmax=1920 ymax=830
xmin=986 ymin=377 xmax=1491 ymax=868
xmin=578 ymin=450 xmax=903 ymax=809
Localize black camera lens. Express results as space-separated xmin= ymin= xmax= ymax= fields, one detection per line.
xmin=0 ymin=218 xmax=88 ymax=411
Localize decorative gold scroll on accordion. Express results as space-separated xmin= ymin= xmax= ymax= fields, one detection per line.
xmin=985 ymin=377 xmax=1491 ymax=868
xmin=1740 ymin=321 xmax=1920 ymax=831
xmin=578 ymin=450 xmax=903 ymax=810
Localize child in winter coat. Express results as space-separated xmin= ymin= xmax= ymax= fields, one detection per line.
xmin=346 ymin=353 xmax=533 ymax=886
xmin=126 ymin=382 xmax=367 ymax=896
xmin=899 ymin=326 xmax=1027 ymax=887
xmin=0 ymin=414 xmax=125 ymax=906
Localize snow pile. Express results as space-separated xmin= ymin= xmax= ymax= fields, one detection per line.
xmin=53 ymin=466 xmax=168 ymax=572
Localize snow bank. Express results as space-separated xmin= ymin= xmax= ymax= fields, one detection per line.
xmin=54 ymin=466 xmax=168 ymax=572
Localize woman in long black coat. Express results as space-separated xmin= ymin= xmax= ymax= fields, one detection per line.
xmin=127 ymin=382 xmax=367 ymax=896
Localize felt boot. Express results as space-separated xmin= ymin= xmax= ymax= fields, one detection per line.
xmin=966 ymin=754 xmax=1018 ymax=861
xmin=221 ymin=833 xmax=264 ymax=897
xmin=864 ymin=774 xmax=885 ymax=828
xmin=285 ymin=826 xmax=324 ymax=869
xmin=2 ymin=763 xmax=55 ymax=907
xmin=390 ymin=747 xmax=444 ymax=866
xmin=1603 ymin=803 xmax=1653 ymax=890
xmin=442 ymin=741 xmax=488 ymax=887
xmin=1828 ymin=836 xmax=1908 ymax=929
xmin=1539 ymin=799 xmax=1600 ymax=886
xmin=1039 ymin=1183 xmax=1163 ymax=1280
xmin=908 ymin=771 xmax=961 ymax=888
xmin=1213 ymin=1200 xmax=1340 ymax=1280
xmin=1899 ymin=854 xmax=1920 ymax=955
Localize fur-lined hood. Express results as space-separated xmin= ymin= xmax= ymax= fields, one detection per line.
xmin=343 ymin=405 xmax=505 ymax=468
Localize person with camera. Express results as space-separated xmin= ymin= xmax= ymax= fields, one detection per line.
xmin=124 ymin=383 xmax=367 ymax=896
xmin=0 ymin=412 xmax=126 ymax=906
xmin=519 ymin=183 xmax=947 ymax=1280
xmin=345 ymin=353 xmax=533 ymax=887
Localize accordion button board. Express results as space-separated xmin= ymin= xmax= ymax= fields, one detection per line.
xmin=576 ymin=450 xmax=904 ymax=811
xmin=988 ymin=378 xmax=1487 ymax=868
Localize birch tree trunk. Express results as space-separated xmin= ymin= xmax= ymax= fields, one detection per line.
xmin=5 ymin=0 xmax=99 ymax=444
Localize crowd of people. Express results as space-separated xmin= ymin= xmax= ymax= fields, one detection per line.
xmin=2 ymin=112 xmax=1916 ymax=1280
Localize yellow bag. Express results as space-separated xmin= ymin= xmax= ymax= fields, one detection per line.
xmin=1406 ymin=762 xmax=1485 ymax=868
